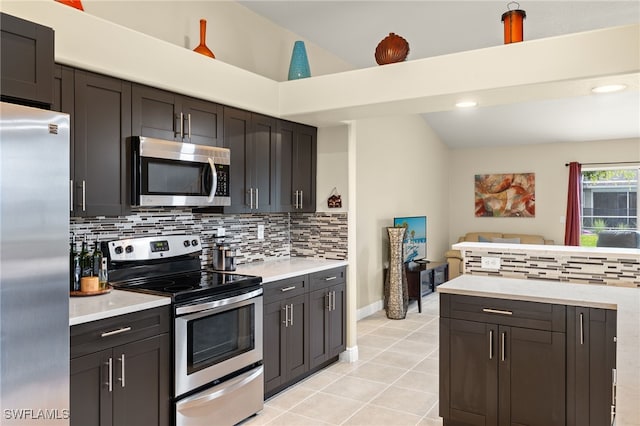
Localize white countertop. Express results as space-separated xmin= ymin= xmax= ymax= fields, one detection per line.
xmin=438 ymin=275 xmax=640 ymax=425
xmin=69 ymin=290 xmax=170 ymax=326
xmin=452 ymin=241 xmax=640 ymax=259
xmin=234 ymin=257 xmax=348 ymax=283
xmin=70 ymin=257 xmax=348 ymax=326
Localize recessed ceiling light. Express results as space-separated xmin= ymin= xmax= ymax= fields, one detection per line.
xmin=455 ymin=100 xmax=478 ymax=108
xmin=591 ymin=84 xmax=627 ymax=94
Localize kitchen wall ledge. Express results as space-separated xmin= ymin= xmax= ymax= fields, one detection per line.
xmin=439 ymin=275 xmax=640 ymax=425
xmin=453 ymin=241 xmax=640 ymax=258
xmin=235 ymin=257 xmax=348 ymax=283
xmin=1 ymin=2 xmax=637 ymax=127
xmin=69 ymin=290 xmax=170 ymax=326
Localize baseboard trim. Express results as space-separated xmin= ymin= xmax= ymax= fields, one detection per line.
xmin=339 ymin=345 xmax=359 ymax=363
xmin=356 ymin=299 xmax=383 ymax=320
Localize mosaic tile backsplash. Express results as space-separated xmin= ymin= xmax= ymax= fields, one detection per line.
xmin=462 ymin=248 xmax=640 ymax=287
xmin=70 ymin=209 xmax=348 ymax=269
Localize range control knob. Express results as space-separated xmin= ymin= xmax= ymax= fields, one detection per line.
xmin=125 ymin=245 xmax=134 ymax=254
xmin=183 ymin=240 xmax=191 ymax=247
xmin=114 ymin=246 xmax=123 ymax=255
xmin=191 ymin=239 xmax=199 ymax=247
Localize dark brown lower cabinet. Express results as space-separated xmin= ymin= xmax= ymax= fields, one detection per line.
xmin=309 ymin=268 xmax=347 ymax=369
xmin=70 ymin=307 xmax=170 ymax=426
xmin=440 ymin=294 xmax=566 ymax=426
xmin=263 ymin=275 xmax=310 ymax=398
xmin=263 ymin=267 xmax=347 ymax=398
xmin=567 ymin=306 xmax=617 ymax=426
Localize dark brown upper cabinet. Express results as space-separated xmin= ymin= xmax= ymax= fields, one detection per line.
xmin=222 ymin=106 xmax=276 ymax=213
xmin=1 ymin=12 xmax=54 ymax=108
xmin=275 ymin=120 xmax=317 ymax=213
xmin=131 ymin=84 xmax=223 ymax=147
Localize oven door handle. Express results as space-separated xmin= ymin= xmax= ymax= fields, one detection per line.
xmin=176 ymin=288 xmax=263 ymax=316
xmin=176 ymin=365 xmax=263 ymax=410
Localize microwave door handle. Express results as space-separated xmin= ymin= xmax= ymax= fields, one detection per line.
xmin=207 ymin=158 xmax=217 ymax=203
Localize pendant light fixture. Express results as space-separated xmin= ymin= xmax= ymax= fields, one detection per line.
xmin=501 ymin=1 xmax=526 ymax=44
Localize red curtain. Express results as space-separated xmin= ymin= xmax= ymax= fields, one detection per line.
xmin=564 ymin=162 xmax=582 ymax=245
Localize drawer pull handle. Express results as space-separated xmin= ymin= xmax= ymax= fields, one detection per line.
xmin=501 ymin=332 xmax=506 ymax=361
xmin=324 ymin=276 xmax=337 ymax=281
xmin=482 ymin=308 xmax=513 ymax=316
xmin=580 ymin=312 xmax=585 ymax=345
xmin=281 ymin=286 xmax=296 ymax=292
xmin=101 ymin=326 xmax=132 ymax=338
xmin=105 ymin=357 xmax=113 ymax=392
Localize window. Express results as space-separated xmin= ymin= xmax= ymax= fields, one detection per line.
xmin=580 ymin=167 xmax=639 ymax=245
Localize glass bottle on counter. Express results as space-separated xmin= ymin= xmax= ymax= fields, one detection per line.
xmin=98 ymin=258 xmax=108 ymax=290
xmin=79 ymin=236 xmax=92 ymax=277
xmin=70 ymin=234 xmax=81 ymax=292
xmin=91 ymin=238 xmax=102 ymax=277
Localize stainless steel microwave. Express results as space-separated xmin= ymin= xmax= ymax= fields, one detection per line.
xmin=131 ymin=136 xmax=231 ymax=207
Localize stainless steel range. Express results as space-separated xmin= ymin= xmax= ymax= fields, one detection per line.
xmin=103 ymin=234 xmax=264 ymax=426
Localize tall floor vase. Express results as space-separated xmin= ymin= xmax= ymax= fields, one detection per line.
xmin=384 ymin=227 xmax=408 ymax=319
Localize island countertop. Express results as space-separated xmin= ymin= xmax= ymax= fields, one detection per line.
xmin=438 ymin=274 xmax=640 ymax=425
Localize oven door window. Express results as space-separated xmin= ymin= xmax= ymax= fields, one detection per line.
xmin=187 ymin=304 xmax=255 ymax=375
xmin=142 ymin=157 xmax=212 ymax=196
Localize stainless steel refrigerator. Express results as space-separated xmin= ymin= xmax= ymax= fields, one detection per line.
xmin=0 ymin=102 xmax=70 ymax=425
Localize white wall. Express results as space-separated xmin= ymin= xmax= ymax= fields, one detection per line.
xmin=448 ymin=138 xmax=640 ymax=246
xmin=354 ymin=115 xmax=450 ymax=310
xmin=316 ymin=125 xmax=349 ymax=212
xmin=83 ymin=0 xmax=354 ymax=82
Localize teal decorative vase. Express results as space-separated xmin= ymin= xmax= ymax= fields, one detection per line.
xmin=288 ymin=41 xmax=311 ymax=80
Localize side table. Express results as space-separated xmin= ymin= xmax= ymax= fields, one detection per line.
xmin=405 ymin=261 xmax=449 ymax=313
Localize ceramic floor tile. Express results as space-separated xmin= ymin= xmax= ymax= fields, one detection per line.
xmin=297 ymin=369 xmax=342 ymax=391
xmin=370 ymin=348 xmax=427 ymax=369
xmin=320 ymin=375 xmax=387 ymax=402
xmin=347 ymin=361 xmax=408 ymax=384
xmin=412 ymin=357 xmax=439 ymax=375
xmin=356 ymin=345 xmax=384 ymax=362
xmin=266 ymin=411 xmax=331 ymax=426
xmin=240 ymin=405 xmax=285 ymax=425
xmin=289 ymin=392 xmax=364 ymax=425
xmin=388 ymin=339 xmax=438 ymax=356
xmin=265 ymin=386 xmax=316 ymax=411
xmin=394 ymin=371 xmax=439 ymax=394
xmin=369 ymin=385 xmax=438 ymax=416
xmin=342 ymin=404 xmax=422 ymax=426
xmin=367 ymin=325 xmax=413 ymax=340
xmin=357 ymin=333 xmax=399 ymax=350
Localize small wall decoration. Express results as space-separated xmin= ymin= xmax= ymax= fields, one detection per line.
xmin=375 ymin=32 xmax=410 ymax=65
xmin=327 ymin=187 xmax=342 ymax=208
xmin=475 ymin=173 xmax=535 ymax=217
xmin=393 ymin=216 xmax=427 ymax=262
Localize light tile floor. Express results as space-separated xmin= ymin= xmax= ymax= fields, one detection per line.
xmin=245 ymin=293 xmax=443 ymax=426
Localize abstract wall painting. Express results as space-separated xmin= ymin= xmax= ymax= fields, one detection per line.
xmin=475 ymin=173 xmax=535 ymax=217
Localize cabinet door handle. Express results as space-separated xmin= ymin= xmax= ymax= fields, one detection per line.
xmin=294 ymin=190 xmax=300 ymax=209
xmin=299 ymin=190 xmax=304 ymax=209
xmin=105 ymin=357 xmax=113 ymax=392
xmin=579 ymin=312 xmax=585 ymax=345
xmin=282 ymin=305 xmax=289 ymax=327
xmin=489 ymin=330 xmax=494 ymax=360
xmin=281 ymin=286 xmax=296 ymax=292
xmin=187 ymin=113 xmax=192 ymax=139
xmin=178 ymin=112 xmax=184 ymax=138
xmin=501 ymin=332 xmax=506 ymax=361
xmin=255 ymin=188 xmax=259 ymax=209
xmin=611 ymin=367 xmax=617 ymax=425
xmin=118 ymin=354 xmax=126 ymax=388
xmin=69 ymin=180 xmax=74 ymax=212
xmin=482 ymin=308 xmax=513 ymax=316
xmin=326 ymin=293 xmax=331 ymax=311
xmin=289 ymin=303 xmax=294 ymax=326
xmin=332 ymin=291 xmax=336 ymax=311
xmin=101 ymin=326 xmax=132 ymax=338
xmin=82 ymin=180 xmax=86 ymax=212
xmin=249 ymin=188 xmax=254 ymax=209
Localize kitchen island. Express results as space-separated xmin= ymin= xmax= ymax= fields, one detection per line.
xmin=438 ymin=274 xmax=640 ymax=425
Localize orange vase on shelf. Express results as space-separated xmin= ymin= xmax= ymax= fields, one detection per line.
xmin=193 ymin=19 xmax=215 ymax=58
xmin=55 ymin=0 xmax=84 ymax=11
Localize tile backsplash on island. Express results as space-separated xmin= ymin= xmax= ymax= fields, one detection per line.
xmin=71 ymin=210 xmax=348 ymax=268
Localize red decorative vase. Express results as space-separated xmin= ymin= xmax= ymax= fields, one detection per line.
xmin=193 ymin=19 xmax=215 ymax=59
xmin=375 ymin=33 xmax=410 ymax=65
